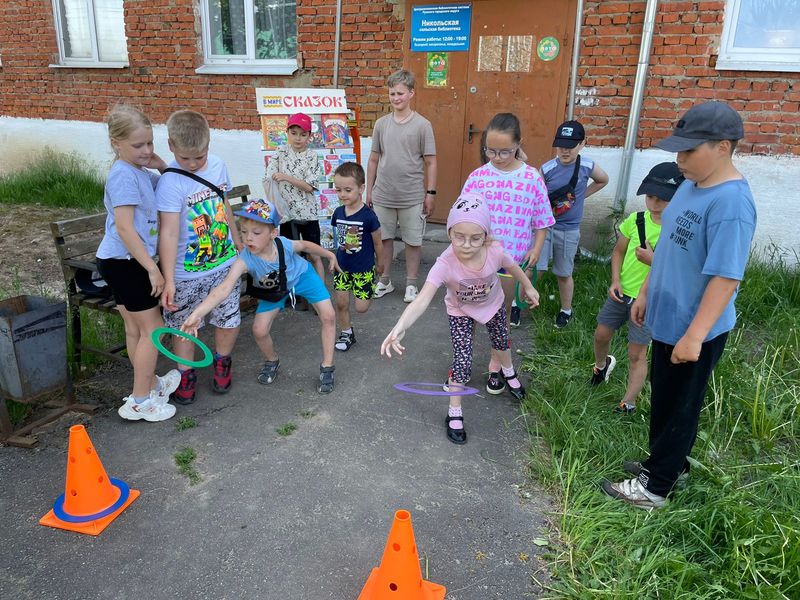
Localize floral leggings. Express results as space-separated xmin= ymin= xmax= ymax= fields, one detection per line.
xmin=448 ymin=305 xmax=509 ymax=384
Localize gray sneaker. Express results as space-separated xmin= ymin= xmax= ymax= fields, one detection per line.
xmin=257 ymin=360 xmax=280 ymax=385
xmin=601 ymin=478 xmax=667 ymax=509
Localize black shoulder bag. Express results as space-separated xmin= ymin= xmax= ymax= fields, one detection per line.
xmin=548 ymin=156 xmax=581 ymax=217
xmin=244 ymin=237 xmax=288 ymax=303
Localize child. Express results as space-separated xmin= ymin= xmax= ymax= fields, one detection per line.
xmin=603 ymin=101 xmax=756 ymax=509
xmin=264 ymin=112 xmax=325 ymax=296
xmin=366 ymin=69 xmax=437 ymax=303
xmin=381 ymin=194 xmax=539 ymax=445
xmin=182 ymin=199 xmax=340 ymax=394
xmin=96 ymin=104 xmax=179 ymax=422
xmin=330 ymin=162 xmax=383 ymax=351
xmin=157 ymin=109 xmax=243 ymax=405
xmin=461 ymin=112 xmax=555 ymax=334
xmin=590 ymin=162 xmax=684 ymax=415
xmin=537 ymin=120 xmax=609 ymax=328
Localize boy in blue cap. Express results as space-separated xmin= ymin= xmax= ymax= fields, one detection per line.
xmin=182 ymin=199 xmax=341 ymax=394
xmin=602 ymin=101 xmax=757 ymax=509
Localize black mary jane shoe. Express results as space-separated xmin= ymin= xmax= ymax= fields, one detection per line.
xmin=445 ymin=415 xmax=467 ymax=445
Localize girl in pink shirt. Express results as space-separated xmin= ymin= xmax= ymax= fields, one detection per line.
xmin=381 ymin=194 xmax=539 ymax=444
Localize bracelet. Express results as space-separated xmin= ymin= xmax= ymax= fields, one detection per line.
xmin=426 ymin=189 xmax=437 ymax=195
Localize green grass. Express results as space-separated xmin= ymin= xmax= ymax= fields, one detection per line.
xmin=0 ymin=148 xmax=105 ymax=211
xmin=522 ymin=255 xmax=799 ymax=598
xmin=175 ymin=416 xmax=198 ymax=431
xmin=174 ymin=447 xmax=201 ymax=485
xmin=276 ymin=422 xmax=297 ymax=436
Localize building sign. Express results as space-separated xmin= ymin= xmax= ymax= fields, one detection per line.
xmin=410 ymin=4 xmax=471 ymax=52
xmin=426 ymin=52 xmax=449 ymax=87
xmin=255 ymin=88 xmax=349 ymax=115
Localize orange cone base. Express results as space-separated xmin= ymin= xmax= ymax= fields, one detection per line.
xmin=39 ymin=488 xmax=140 ymax=536
xmin=358 ymin=567 xmax=446 ymax=600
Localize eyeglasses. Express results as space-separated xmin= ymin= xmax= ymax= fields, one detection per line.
xmin=450 ymin=233 xmax=487 ymax=247
xmin=483 ymin=147 xmax=517 ymax=160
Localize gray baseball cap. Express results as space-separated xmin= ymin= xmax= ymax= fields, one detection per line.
xmin=655 ymin=101 xmax=744 ymax=152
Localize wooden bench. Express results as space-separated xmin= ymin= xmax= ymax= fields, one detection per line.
xmin=50 ymin=185 xmax=252 ymax=373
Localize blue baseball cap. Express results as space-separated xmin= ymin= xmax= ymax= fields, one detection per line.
xmin=234 ymin=199 xmax=281 ymax=226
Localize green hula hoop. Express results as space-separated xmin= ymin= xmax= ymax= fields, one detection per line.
xmin=514 ymin=259 xmax=538 ymax=309
xmin=151 ymin=327 xmax=213 ymax=369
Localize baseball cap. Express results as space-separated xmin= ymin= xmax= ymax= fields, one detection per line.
xmin=446 ymin=192 xmax=491 ymax=235
xmin=655 ymin=101 xmax=744 ymax=152
xmin=234 ymin=199 xmax=281 ymax=226
xmin=287 ymin=112 xmax=312 ymax=132
xmin=637 ymin=162 xmax=685 ymax=201
xmin=553 ymin=120 xmax=586 ymax=148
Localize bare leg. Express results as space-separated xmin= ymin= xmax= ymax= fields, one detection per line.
xmin=309 ymin=254 xmax=325 ymax=281
xmin=313 ymin=299 xmax=337 ymax=367
xmin=557 ymin=275 xmax=574 ymax=311
xmin=119 ymin=306 xmax=163 ymax=397
xmin=214 ymin=325 xmax=239 ymax=356
xmin=334 ymin=289 xmax=351 ymax=331
xmin=381 ymin=239 xmax=394 ymax=279
xmin=621 ymin=343 xmax=649 ymax=406
xmin=252 ymin=310 xmax=280 ymax=361
xmin=404 ymin=243 xmax=421 ymax=280
xmin=593 ymin=324 xmax=615 ymax=368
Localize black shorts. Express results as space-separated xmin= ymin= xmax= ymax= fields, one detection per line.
xmin=280 ymin=220 xmax=321 ymax=245
xmin=96 ymin=258 xmax=160 ymax=312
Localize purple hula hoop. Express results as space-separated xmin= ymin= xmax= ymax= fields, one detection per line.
xmin=394 ymin=382 xmax=480 ymax=396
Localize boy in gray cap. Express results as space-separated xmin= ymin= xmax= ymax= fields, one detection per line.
xmin=602 ymin=101 xmax=757 ymax=508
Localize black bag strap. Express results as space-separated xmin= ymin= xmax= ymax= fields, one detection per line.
xmin=635 ymin=211 xmax=647 ymax=249
xmin=567 ymin=155 xmax=581 ymax=189
xmin=163 ymin=167 xmax=225 ymax=200
xmin=273 ymin=237 xmax=287 ymax=290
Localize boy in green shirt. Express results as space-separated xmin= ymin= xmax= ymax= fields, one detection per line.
xmin=590 ymin=163 xmax=684 ymax=413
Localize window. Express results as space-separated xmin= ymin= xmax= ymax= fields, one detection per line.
xmin=51 ymin=0 xmax=128 ymax=67
xmin=198 ymin=0 xmax=298 ymax=74
xmin=717 ymin=0 xmax=800 ymax=72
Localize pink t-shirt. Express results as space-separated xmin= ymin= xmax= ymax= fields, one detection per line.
xmin=426 ymin=242 xmax=516 ymax=323
xmin=461 ymin=163 xmax=555 ymax=264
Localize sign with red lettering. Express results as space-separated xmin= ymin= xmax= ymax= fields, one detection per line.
xmin=255 ymin=88 xmax=349 ymax=115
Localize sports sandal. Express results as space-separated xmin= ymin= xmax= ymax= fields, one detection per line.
xmin=502 ymin=370 xmax=526 ymax=401
xmin=318 ymin=364 xmax=335 ymax=394
xmin=445 ymin=415 xmax=467 ymax=445
xmin=257 ymin=360 xmax=280 ymax=385
xmin=335 ymin=330 xmax=356 ymax=352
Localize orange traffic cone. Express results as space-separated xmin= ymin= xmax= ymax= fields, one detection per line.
xmin=39 ymin=424 xmax=139 ymax=535
xmin=358 ymin=509 xmax=446 ymax=600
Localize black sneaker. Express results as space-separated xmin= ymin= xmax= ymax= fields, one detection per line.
xmin=613 ymin=402 xmax=636 ymax=414
xmin=590 ymin=355 xmax=617 ymax=385
xmin=334 ymin=330 xmax=356 ymax=352
xmin=554 ymin=310 xmax=573 ymax=329
xmin=510 ymin=305 xmax=521 ymax=328
xmin=486 ymin=371 xmax=506 ymax=395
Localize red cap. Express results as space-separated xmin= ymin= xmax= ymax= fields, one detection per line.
xmin=287 ymin=113 xmax=312 ymax=132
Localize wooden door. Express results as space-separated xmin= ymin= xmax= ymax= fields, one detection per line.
xmin=405 ymin=0 xmax=576 ymax=222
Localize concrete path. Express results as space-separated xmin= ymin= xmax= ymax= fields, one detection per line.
xmin=0 ymin=232 xmax=553 ymax=599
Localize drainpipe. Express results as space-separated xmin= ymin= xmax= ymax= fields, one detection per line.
xmin=613 ymin=0 xmax=660 ymax=211
xmin=567 ymin=0 xmax=585 ymax=120
xmin=332 ymin=0 xmax=343 ymax=88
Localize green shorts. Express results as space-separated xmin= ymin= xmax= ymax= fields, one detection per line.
xmin=333 ymin=269 xmax=376 ymax=301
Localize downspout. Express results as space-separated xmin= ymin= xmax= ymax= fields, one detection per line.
xmin=613 ymin=0 xmax=660 ymax=211
xmin=332 ymin=0 xmax=343 ymax=88
xmin=567 ymin=0 xmax=585 ymax=120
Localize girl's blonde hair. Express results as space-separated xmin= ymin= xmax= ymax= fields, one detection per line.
xmin=107 ymin=104 xmax=152 ymax=153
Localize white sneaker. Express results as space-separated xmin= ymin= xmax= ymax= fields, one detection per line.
xmin=403 ymin=284 xmax=418 ymax=303
xmin=152 ymin=369 xmax=181 ymax=405
xmin=600 ymin=477 xmax=667 ymax=509
xmin=374 ymin=280 xmax=395 ymax=298
xmin=119 ymin=392 xmax=177 ymax=422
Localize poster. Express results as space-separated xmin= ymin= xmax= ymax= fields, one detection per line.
xmin=426 ymin=52 xmax=448 ymax=87
xmin=410 ymin=4 xmax=471 ymax=52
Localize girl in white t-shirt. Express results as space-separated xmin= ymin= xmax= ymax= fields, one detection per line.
xmin=381 ymin=194 xmax=539 ymax=444
xmin=462 ymin=112 xmax=555 ymax=334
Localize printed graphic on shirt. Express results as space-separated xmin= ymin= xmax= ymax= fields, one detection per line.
xmin=456 ymin=276 xmax=496 ymax=305
xmin=255 ymin=268 xmax=281 ymax=292
xmin=184 ymin=187 xmax=236 ymax=273
xmin=669 ymin=208 xmax=703 ymax=251
xmin=335 ymin=219 xmax=366 ymax=254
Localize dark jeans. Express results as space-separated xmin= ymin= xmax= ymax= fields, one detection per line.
xmin=639 ymin=332 xmax=728 ymax=497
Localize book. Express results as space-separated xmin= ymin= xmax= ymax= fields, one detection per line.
xmin=321 ymin=114 xmax=351 ymax=148
xmin=260 ymin=115 xmax=288 ymax=150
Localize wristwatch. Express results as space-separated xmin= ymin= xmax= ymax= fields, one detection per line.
xmin=426 ymin=190 xmax=437 ymax=195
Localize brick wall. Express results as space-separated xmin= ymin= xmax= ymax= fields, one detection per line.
xmin=576 ymin=0 xmax=799 ymax=155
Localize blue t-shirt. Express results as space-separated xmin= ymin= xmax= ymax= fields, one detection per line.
xmin=645 ymin=179 xmax=757 ymax=345
xmin=239 ymin=237 xmax=309 ymax=291
xmin=97 ymin=160 xmax=160 ymax=259
xmin=541 ymin=156 xmax=595 ymax=231
xmin=330 ymin=204 xmax=381 ymax=273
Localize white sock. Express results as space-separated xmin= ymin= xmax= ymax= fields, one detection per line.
xmin=561 ymin=308 xmax=572 ymax=315
xmin=447 ymin=405 xmax=463 ymax=429
xmin=501 ymin=366 xmax=521 ymax=389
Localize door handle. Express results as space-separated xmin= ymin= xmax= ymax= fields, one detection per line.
xmin=467 ymin=123 xmax=482 ymax=143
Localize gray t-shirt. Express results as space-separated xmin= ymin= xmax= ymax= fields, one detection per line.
xmin=371 ymin=112 xmax=436 ymax=208
xmin=96 ymin=160 xmax=160 ymax=259
xmin=541 ymin=156 xmax=595 ymax=231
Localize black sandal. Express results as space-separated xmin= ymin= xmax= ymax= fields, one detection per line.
xmin=445 ymin=415 xmax=467 ymax=445
xmin=503 ymin=370 xmax=526 ymax=401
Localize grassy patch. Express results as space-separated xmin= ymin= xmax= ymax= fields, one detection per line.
xmin=0 ymin=148 xmax=105 ymax=211
xmin=299 ymin=409 xmax=315 ymax=419
xmin=523 ymin=256 xmax=799 ymax=597
xmin=3 ymin=399 xmax=32 ymax=428
xmin=174 ymin=447 xmax=201 ymax=485
xmin=175 ymin=416 xmax=198 ymax=431
xmin=276 ymin=422 xmax=297 ymax=436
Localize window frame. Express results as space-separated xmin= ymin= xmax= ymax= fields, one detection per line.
xmin=197 ymin=0 xmax=298 ymax=75
xmin=716 ymin=0 xmax=800 ymax=73
xmin=50 ymin=0 xmax=129 ymax=68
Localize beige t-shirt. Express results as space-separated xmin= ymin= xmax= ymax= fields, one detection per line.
xmin=371 ymin=112 xmax=436 ymax=208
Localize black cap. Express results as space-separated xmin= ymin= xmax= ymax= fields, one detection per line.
xmin=656 ymin=101 xmax=744 ymax=152
xmin=553 ymin=120 xmax=585 ymax=148
xmin=637 ymin=162 xmax=684 ymax=201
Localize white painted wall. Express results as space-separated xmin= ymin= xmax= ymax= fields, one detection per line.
xmin=2 ymin=116 xmax=797 ymax=264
